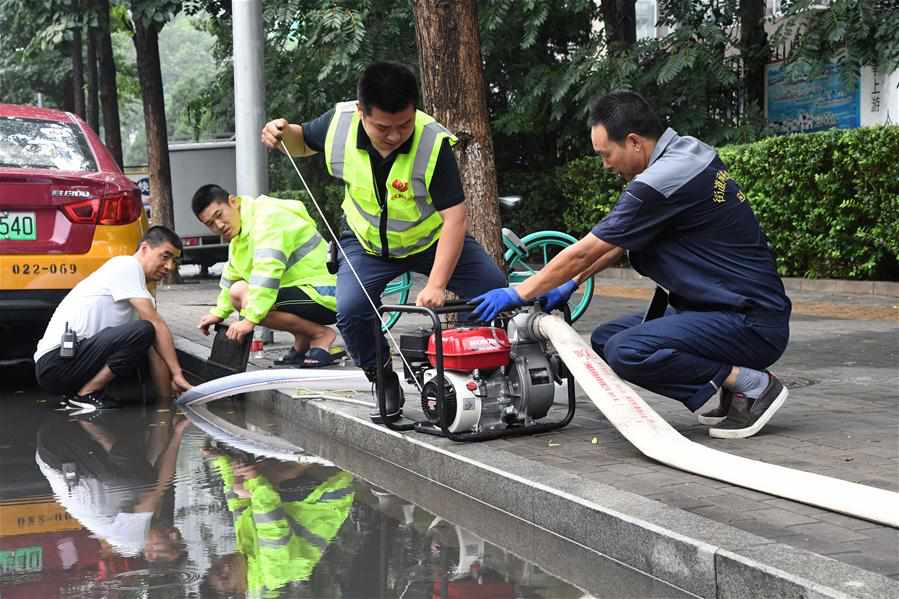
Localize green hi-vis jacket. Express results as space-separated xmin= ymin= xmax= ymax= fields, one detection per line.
xmin=324 ymin=101 xmax=457 ymax=258
xmin=211 ymin=195 xmax=337 ymax=324
xmin=212 ymin=456 xmax=355 ymax=597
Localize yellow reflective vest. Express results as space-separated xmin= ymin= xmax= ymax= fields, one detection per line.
xmin=211 ymin=195 xmax=336 ymax=324
xmin=211 ymin=457 xmax=355 ymax=596
xmin=324 ymin=101 xmax=457 ymax=258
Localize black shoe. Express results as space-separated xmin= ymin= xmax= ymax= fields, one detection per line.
xmin=709 ymin=373 xmax=788 ymax=439
xmin=367 ymin=368 xmax=405 ymax=424
xmin=68 ymin=391 xmax=121 ymax=415
xmin=53 ymin=395 xmax=76 ymax=411
xmin=273 ymin=348 xmax=306 ymax=368
xmin=697 ymin=388 xmax=732 ymax=425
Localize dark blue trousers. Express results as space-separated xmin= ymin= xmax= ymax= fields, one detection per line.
xmin=590 ymin=309 xmax=789 ymax=411
xmin=336 ymin=233 xmax=507 ymax=370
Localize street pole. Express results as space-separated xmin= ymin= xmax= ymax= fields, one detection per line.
xmin=232 ymin=0 xmax=273 ymax=344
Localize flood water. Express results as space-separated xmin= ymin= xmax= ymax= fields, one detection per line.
xmin=1 ymin=364 xmax=692 ymax=598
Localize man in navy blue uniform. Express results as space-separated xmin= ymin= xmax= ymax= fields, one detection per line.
xmin=472 ymin=90 xmax=791 ymax=439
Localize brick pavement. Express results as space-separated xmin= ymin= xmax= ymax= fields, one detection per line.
xmin=159 ymin=271 xmax=899 ymax=580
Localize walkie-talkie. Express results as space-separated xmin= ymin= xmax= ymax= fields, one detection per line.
xmin=60 ymin=322 xmax=77 ymax=358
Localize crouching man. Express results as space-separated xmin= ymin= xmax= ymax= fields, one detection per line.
xmin=34 ymin=226 xmax=192 ymax=412
xmin=192 ymin=185 xmax=340 ymax=367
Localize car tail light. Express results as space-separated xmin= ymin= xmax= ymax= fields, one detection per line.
xmin=61 ymin=190 xmax=142 ymax=225
xmin=63 ymin=198 xmax=100 ymax=224
xmin=98 ymin=189 xmax=142 ymax=225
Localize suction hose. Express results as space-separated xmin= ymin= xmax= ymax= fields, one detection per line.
xmin=527 ymin=312 xmax=899 ymax=527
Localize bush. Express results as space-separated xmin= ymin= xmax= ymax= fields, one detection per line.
xmin=720 ymin=126 xmax=899 ymax=280
xmin=518 ymin=125 xmax=898 ymax=280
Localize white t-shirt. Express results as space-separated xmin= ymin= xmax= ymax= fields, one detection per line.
xmin=35 ymin=255 xmax=154 ymax=361
xmin=36 ymin=451 xmax=154 ymax=557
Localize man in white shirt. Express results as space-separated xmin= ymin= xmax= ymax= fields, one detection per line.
xmin=34 ymin=226 xmax=192 ymax=411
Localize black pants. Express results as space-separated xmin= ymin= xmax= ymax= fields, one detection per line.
xmin=36 ymin=320 xmax=155 ymax=396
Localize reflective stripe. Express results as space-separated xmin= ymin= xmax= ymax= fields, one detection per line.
xmin=285 ymin=233 xmax=324 ymax=269
xmin=330 ymin=103 xmax=355 ymax=180
xmin=219 ymin=276 xmax=236 ymax=289
xmin=253 ymin=506 xmax=287 ymax=523
xmin=346 ymin=190 xmax=421 ymax=234
xmin=288 ymin=517 xmax=328 ymax=551
xmin=255 ymin=248 xmax=288 ymax=264
xmin=318 ymin=487 xmax=353 ymax=502
xmin=314 ymin=285 xmax=336 ymax=298
xmin=259 ymin=535 xmax=291 ymax=548
xmin=249 ymin=274 xmax=280 ymax=289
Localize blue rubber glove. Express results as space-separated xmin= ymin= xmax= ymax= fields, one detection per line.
xmin=539 ymin=279 xmax=579 ymax=313
xmin=470 ymin=288 xmax=525 ymax=322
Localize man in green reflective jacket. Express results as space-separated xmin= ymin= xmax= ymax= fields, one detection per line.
xmin=202 ymin=454 xmax=355 ymax=597
xmin=192 ymin=185 xmax=340 ymax=367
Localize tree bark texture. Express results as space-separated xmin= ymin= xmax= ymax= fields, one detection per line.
xmin=71 ymin=28 xmax=85 ymax=118
xmin=601 ymin=0 xmax=637 ymax=54
xmin=133 ymin=14 xmax=175 ymax=232
xmin=86 ymin=23 xmax=100 ymax=131
xmin=740 ymin=0 xmax=768 ymax=112
xmin=412 ymin=0 xmax=504 ymax=267
xmin=97 ymin=0 xmax=123 ymax=167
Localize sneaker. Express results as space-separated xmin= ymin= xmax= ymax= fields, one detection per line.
xmin=273 ymin=348 xmax=306 ymax=368
xmin=697 ymin=388 xmax=733 ymax=425
xmin=53 ymin=396 xmax=76 ymax=411
xmin=366 ymin=368 xmax=405 ymax=424
xmin=67 ymin=391 xmax=121 ymax=415
xmin=709 ymin=373 xmax=788 ymax=439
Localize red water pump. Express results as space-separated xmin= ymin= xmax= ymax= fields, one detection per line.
xmin=380 ymin=304 xmax=575 ymax=442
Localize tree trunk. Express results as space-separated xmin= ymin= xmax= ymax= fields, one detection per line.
xmin=97 ymin=0 xmax=123 ymax=166
xmin=601 ymin=0 xmax=637 ymax=54
xmin=132 ymin=14 xmax=175 ymax=233
xmin=412 ymin=0 xmax=504 ymax=267
xmin=85 ymin=20 xmax=100 ymax=131
xmin=740 ymin=0 xmax=768 ymax=112
xmin=71 ymin=28 xmax=86 ymax=118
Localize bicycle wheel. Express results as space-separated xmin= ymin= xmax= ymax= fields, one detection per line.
xmin=503 ymin=230 xmax=595 ymax=323
xmin=381 ymin=272 xmax=413 ymax=331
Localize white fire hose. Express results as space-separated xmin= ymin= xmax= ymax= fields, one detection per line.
xmin=528 ymin=312 xmax=899 ymax=528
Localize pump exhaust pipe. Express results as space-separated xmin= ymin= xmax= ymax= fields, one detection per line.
xmin=524 ymin=312 xmax=898 ymax=527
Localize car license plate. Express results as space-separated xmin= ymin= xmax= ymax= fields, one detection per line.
xmin=0 ymin=211 xmax=37 ymax=241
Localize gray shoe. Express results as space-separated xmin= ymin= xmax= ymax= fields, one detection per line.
xmin=697 ymin=388 xmax=732 ymax=425
xmin=709 ymin=373 xmax=788 ymax=439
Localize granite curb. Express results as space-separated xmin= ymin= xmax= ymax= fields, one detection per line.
xmin=174 ymin=335 xmax=899 ymax=599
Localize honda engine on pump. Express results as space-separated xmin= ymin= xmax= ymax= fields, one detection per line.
xmin=396 ymin=312 xmax=571 ymax=437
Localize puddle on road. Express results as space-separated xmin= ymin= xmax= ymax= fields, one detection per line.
xmin=1 ymin=374 xmax=691 ymax=598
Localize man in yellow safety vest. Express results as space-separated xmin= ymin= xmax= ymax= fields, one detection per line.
xmin=261 ymin=62 xmax=506 ymax=421
xmin=193 ymin=185 xmax=340 ymax=368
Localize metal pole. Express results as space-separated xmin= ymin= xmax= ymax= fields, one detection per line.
xmin=232 ymin=0 xmax=273 ymax=343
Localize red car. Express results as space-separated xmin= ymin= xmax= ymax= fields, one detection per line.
xmin=0 ymin=104 xmax=148 ymax=360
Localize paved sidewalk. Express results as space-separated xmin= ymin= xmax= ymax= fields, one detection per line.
xmin=158 ymin=273 xmax=898 ymax=590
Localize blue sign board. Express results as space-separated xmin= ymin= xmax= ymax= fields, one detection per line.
xmin=767 ymin=62 xmax=860 ymax=134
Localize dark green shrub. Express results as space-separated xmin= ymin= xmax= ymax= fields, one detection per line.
xmin=720 ymin=126 xmax=899 ymax=280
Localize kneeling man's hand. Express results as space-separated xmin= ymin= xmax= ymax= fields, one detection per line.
xmin=172 ymin=372 xmax=192 ymax=394
xmin=471 ymin=288 xmax=524 ymax=322
xmin=198 ymin=313 xmax=223 ymax=336
xmin=227 ymin=318 xmax=255 ymax=342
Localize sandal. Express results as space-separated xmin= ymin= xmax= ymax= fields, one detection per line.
xmin=273 ymin=348 xmax=306 ymax=367
xmin=301 ymin=347 xmax=340 ymax=368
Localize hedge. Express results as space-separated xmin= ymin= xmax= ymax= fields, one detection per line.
xmin=552 ymin=125 xmax=899 ymax=281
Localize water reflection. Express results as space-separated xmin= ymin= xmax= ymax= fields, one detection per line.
xmin=0 ymin=379 xmax=590 ymax=599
